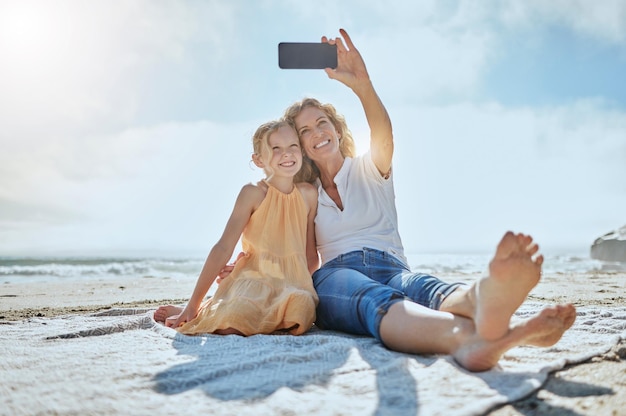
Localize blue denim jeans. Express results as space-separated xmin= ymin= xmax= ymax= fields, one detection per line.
xmin=312 ymin=248 xmax=463 ymax=342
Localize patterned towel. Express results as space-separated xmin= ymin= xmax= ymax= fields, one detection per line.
xmin=1 ymin=304 xmax=624 ymax=416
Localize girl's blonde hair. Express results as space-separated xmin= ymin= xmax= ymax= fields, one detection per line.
xmin=252 ymin=119 xmax=289 ymax=180
xmin=253 ymin=118 xmax=317 ymax=184
xmin=283 ymin=98 xmax=356 ymax=183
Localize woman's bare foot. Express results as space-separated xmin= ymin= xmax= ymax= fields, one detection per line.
xmin=454 ymin=303 xmax=576 ymax=372
xmin=474 ymin=231 xmax=544 ymax=340
xmin=153 ymin=305 xmax=183 ymax=323
xmin=516 ymin=303 xmax=577 ymax=347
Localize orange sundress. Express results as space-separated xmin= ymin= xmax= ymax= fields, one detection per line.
xmin=178 ymin=183 xmax=318 ymax=336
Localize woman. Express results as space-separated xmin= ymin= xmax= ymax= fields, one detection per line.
xmin=282 ymin=29 xmax=576 ymax=371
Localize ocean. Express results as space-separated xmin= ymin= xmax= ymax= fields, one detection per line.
xmin=0 ymin=252 xmax=618 ymax=285
xmin=0 ymin=257 xmax=204 ymax=284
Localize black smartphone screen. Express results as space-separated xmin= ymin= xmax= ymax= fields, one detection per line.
xmin=278 ymin=42 xmax=337 ymax=69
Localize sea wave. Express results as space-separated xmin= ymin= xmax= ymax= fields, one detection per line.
xmin=405 ymin=253 xmax=613 ymax=275
xmin=0 ymin=258 xmax=204 ymax=283
xmin=0 ymin=252 xmax=619 ymax=285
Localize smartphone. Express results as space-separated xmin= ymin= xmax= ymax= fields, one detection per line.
xmin=278 ymin=42 xmax=337 ymax=69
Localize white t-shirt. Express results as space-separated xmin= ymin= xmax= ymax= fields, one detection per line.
xmin=315 ymin=151 xmax=407 ymax=266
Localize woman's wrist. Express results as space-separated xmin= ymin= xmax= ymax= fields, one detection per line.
xmin=351 ymin=78 xmax=375 ymax=98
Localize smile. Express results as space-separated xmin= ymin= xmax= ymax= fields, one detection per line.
xmin=314 ymin=139 xmax=331 ymax=149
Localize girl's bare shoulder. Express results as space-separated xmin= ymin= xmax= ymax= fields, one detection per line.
xmin=242 ymin=181 xmax=269 ymax=194
xmin=237 ymin=182 xmax=268 ymax=208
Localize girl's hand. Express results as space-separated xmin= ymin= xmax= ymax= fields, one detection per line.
xmin=165 ymin=307 xmax=198 ymax=328
xmin=322 ymin=29 xmax=370 ymax=92
xmin=216 ymin=251 xmax=246 ymax=284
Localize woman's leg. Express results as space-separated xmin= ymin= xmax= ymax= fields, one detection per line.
xmin=439 ymin=231 xmax=546 ymax=340
xmin=378 ymin=300 xmax=469 ymax=354
xmin=380 ymin=231 xmax=576 ymax=370
xmin=379 ymin=299 xmax=576 ymax=371
xmin=387 ymin=269 xmax=465 ymax=310
xmin=313 ymin=253 xmax=405 ymax=341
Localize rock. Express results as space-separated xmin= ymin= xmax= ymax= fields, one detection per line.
xmin=590 ymin=225 xmax=626 ymax=262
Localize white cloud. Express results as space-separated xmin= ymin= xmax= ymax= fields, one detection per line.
xmin=0 ymin=119 xmax=266 ymax=255
xmin=1 ymin=0 xmax=625 ymax=257
xmin=0 ymin=0 xmax=242 ymax=248
xmin=361 ymin=27 xmax=492 ymax=104
xmin=0 ymin=0 xmax=236 ymax=135
xmin=357 ymin=0 xmax=626 ymax=104
xmin=390 ymin=99 xmax=626 ymax=253
xmin=498 ymin=0 xmax=626 ymax=44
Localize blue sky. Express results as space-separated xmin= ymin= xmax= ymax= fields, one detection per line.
xmin=1 ymin=0 xmax=625 ymax=257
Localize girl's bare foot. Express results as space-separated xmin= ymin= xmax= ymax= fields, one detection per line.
xmin=454 ymin=303 xmax=576 ymax=372
xmin=153 ymin=305 xmax=183 ymax=323
xmin=474 ymin=231 xmax=543 ymax=340
xmin=165 ymin=314 xmax=182 ymax=328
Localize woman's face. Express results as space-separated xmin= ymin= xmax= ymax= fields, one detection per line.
xmin=294 ymin=106 xmax=341 ymax=163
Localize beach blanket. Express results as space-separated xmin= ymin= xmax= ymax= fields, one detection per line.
xmin=1 ymin=303 xmax=624 ymax=416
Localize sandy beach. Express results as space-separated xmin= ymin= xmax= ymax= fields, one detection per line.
xmin=1 ymin=270 xmax=624 ymax=415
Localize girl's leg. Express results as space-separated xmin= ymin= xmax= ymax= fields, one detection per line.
xmin=214 ymin=328 xmax=245 ymax=336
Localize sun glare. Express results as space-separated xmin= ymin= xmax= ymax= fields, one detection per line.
xmin=3 ymin=5 xmax=47 ymax=43
xmin=0 ymin=2 xmax=112 ymax=125
xmin=0 ymin=2 xmax=68 ymax=61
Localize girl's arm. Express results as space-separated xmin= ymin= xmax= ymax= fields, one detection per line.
xmin=167 ymin=184 xmax=264 ymax=328
xmin=298 ymin=182 xmax=320 ymax=275
xmin=323 ymin=29 xmax=393 ymax=177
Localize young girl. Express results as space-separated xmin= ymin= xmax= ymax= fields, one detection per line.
xmin=154 ymin=120 xmax=319 ymax=336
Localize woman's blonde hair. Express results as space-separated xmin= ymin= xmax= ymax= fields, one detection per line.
xmin=283 ymin=98 xmax=356 ymax=183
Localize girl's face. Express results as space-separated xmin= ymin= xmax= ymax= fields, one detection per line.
xmin=265 ymin=125 xmax=303 ymax=179
xmin=294 ymin=106 xmax=341 ymax=163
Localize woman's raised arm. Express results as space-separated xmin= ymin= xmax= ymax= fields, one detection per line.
xmin=323 ymin=29 xmax=393 ymax=176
